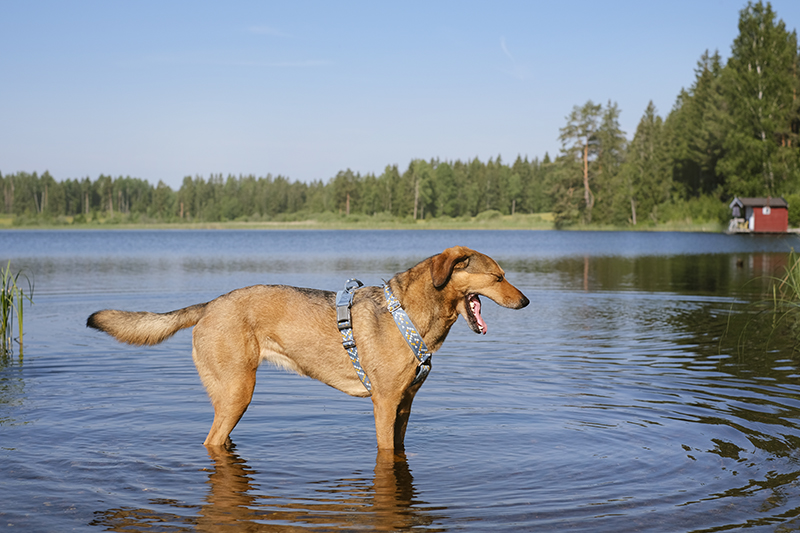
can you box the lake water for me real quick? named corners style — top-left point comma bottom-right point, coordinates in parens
top-left (2, 229), bottom-right (800, 532)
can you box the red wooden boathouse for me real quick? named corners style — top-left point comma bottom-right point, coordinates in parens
top-left (728, 197), bottom-right (789, 233)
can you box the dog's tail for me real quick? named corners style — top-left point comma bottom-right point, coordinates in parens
top-left (86, 303), bottom-right (209, 346)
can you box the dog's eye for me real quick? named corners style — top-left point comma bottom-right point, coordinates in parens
top-left (495, 274), bottom-right (504, 282)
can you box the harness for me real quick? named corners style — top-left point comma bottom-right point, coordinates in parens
top-left (336, 279), bottom-right (432, 395)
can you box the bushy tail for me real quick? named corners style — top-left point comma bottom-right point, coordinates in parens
top-left (86, 303), bottom-right (209, 346)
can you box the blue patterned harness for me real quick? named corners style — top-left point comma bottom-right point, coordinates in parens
top-left (336, 279), bottom-right (432, 395)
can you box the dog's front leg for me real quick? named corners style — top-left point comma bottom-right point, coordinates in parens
top-left (392, 384), bottom-right (421, 450)
top-left (372, 392), bottom-right (403, 450)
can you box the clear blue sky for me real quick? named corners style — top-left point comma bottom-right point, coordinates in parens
top-left (3, 1), bottom-right (800, 189)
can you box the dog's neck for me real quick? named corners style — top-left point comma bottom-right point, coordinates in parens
top-left (388, 259), bottom-right (460, 353)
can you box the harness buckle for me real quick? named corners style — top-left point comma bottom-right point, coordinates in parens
top-left (336, 278), bottom-right (363, 330)
top-left (337, 307), bottom-right (352, 330)
top-left (383, 283), bottom-right (402, 312)
top-left (342, 338), bottom-right (356, 350)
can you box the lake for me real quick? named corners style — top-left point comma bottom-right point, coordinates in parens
top-left (2, 229), bottom-right (800, 532)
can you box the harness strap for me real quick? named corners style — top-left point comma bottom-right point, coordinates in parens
top-left (336, 279), bottom-right (433, 394)
top-left (336, 279), bottom-right (372, 393)
top-left (383, 283), bottom-right (432, 387)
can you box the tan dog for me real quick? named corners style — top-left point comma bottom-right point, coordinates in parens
top-left (87, 246), bottom-right (529, 450)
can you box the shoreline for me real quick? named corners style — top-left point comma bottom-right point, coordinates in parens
top-left (0, 214), bottom-right (727, 233)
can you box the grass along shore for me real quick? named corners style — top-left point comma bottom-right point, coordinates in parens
top-left (0, 211), bottom-right (727, 232)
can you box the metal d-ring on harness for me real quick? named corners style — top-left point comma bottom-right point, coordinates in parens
top-left (336, 279), bottom-right (433, 395)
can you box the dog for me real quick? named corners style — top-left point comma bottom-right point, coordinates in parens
top-left (87, 246), bottom-right (529, 450)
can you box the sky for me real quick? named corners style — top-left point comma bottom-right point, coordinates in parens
top-left (3, 1), bottom-right (800, 190)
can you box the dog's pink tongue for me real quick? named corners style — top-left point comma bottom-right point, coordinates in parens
top-left (471, 295), bottom-right (487, 334)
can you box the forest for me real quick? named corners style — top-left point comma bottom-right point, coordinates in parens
top-left (3, 1), bottom-right (800, 228)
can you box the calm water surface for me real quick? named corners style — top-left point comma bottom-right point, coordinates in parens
top-left (2, 229), bottom-right (800, 532)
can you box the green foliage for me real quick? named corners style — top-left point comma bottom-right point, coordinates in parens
top-left (764, 249), bottom-right (800, 343)
top-left (550, 156), bottom-right (582, 228)
top-left (1, 262), bottom-right (34, 358)
top-left (785, 193), bottom-right (800, 227)
top-left (556, 100), bottom-right (603, 224)
top-left (554, 100), bottom-right (626, 226)
top-left (476, 209), bottom-right (502, 221)
top-left (777, 249), bottom-right (800, 302)
top-left (0, 156), bottom-right (554, 224)
top-left (618, 101), bottom-right (671, 225)
top-left (666, 50), bottom-right (727, 198)
top-left (719, 1), bottom-right (800, 197)
top-left (660, 195), bottom-right (730, 225)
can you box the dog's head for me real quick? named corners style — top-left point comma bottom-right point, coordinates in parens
top-left (430, 246), bottom-right (529, 335)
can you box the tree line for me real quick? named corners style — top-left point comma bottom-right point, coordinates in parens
top-left (0, 156), bottom-right (552, 224)
top-left (2, 1), bottom-right (799, 228)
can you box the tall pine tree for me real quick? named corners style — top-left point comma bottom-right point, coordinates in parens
top-left (718, 1), bottom-right (800, 197)
top-left (621, 101), bottom-right (670, 225)
top-left (556, 100), bottom-right (603, 224)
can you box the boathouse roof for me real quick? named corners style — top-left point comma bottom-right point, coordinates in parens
top-left (729, 197), bottom-right (788, 209)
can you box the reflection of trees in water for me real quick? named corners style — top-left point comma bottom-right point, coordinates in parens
top-left (90, 447), bottom-right (444, 532)
top-left (506, 253), bottom-right (789, 295)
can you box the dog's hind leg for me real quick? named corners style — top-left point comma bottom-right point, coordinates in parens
top-left (192, 332), bottom-right (259, 447)
top-left (202, 368), bottom-right (256, 447)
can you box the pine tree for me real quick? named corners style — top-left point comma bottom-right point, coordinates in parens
top-left (433, 161), bottom-right (458, 217)
top-left (664, 50), bottom-right (727, 198)
top-left (621, 101), bottom-right (670, 225)
top-left (592, 101), bottom-right (627, 224)
top-left (557, 100), bottom-right (603, 223)
top-left (718, 1), bottom-right (800, 196)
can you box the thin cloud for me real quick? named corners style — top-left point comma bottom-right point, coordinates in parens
top-left (500, 37), bottom-right (514, 60)
top-left (499, 36), bottom-right (530, 80)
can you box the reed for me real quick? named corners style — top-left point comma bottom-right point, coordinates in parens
top-left (1, 261), bottom-right (34, 358)
top-left (759, 248), bottom-right (800, 348)
top-left (723, 249), bottom-right (800, 355)
top-left (776, 249), bottom-right (800, 304)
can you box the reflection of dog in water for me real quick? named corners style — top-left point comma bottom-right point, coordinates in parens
top-left (87, 246), bottom-right (529, 449)
top-left (91, 448), bottom-right (440, 531)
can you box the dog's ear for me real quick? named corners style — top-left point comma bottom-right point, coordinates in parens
top-left (430, 246), bottom-right (471, 289)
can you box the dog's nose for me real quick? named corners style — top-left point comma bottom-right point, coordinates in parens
top-left (518, 294), bottom-right (529, 308)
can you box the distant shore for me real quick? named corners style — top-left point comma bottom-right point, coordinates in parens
top-left (0, 212), bottom-right (728, 232)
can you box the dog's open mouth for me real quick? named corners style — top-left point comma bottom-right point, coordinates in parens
top-left (465, 294), bottom-right (487, 335)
